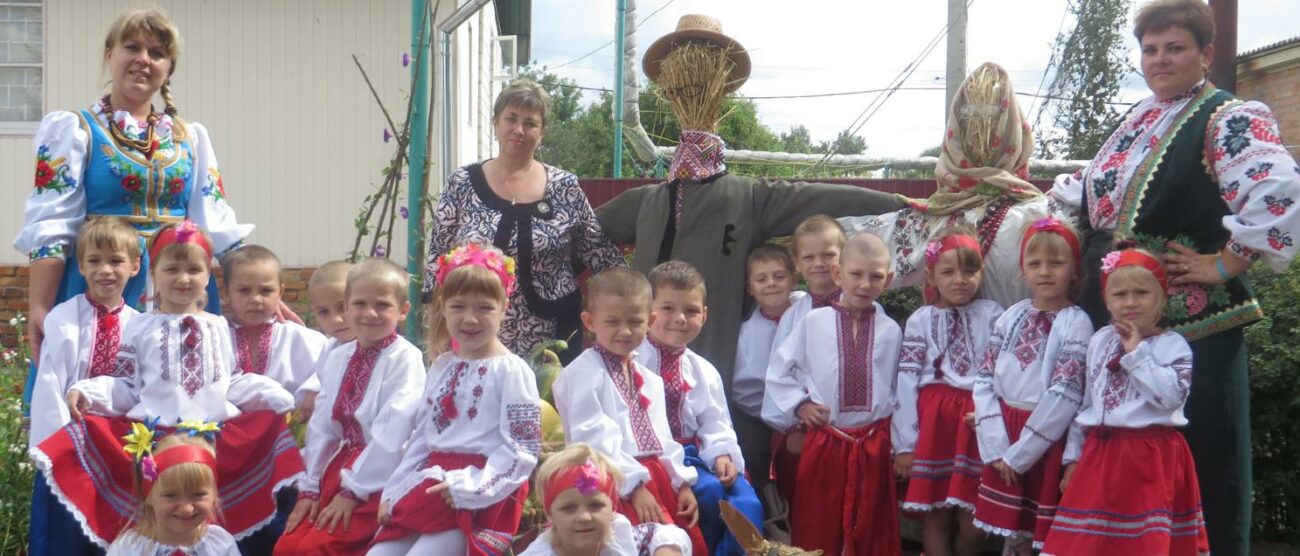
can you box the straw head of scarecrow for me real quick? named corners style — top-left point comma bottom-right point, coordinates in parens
top-left (643, 15), bottom-right (751, 133)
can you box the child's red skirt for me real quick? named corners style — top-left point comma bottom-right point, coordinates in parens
top-left (903, 383), bottom-right (982, 511)
top-left (370, 452), bottom-right (525, 556)
top-left (617, 455), bottom-right (707, 556)
top-left (972, 402), bottom-right (1065, 546)
top-left (791, 419), bottom-right (898, 556)
top-left (273, 443), bottom-right (376, 555)
top-left (32, 411), bottom-right (303, 546)
top-left (1040, 426), bottom-right (1209, 556)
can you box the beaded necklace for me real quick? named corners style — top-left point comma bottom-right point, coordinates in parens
top-left (100, 95), bottom-right (161, 160)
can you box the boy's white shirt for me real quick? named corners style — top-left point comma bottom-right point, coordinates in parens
top-left (635, 338), bottom-right (745, 472)
top-left (517, 513), bottom-right (692, 555)
top-left (554, 347), bottom-right (698, 498)
top-left (1063, 327), bottom-right (1194, 463)
top-left (294, 336), bottom-right (343, 398)
top-left (381, 351), bottom-right (542, 510)
top-left (29, 293), bottom-right (139, 448)
top-left (893, 299), bottom-right (1004, 453)
top-left (70, 312), bottom-right (294, 423)
top-left (763, 303), bottom-right (905, 450)
top-left (299, 336), bottom-right (426, 498)
top-left (733, 291), bottom-right (806, 419)
top-left (228, 319), bottom-right (328, 404)
top-left (971, 300), bottom-right (1093, 473)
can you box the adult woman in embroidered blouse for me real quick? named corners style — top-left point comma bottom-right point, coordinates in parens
top-left (1050, 1), bottom-right (1300, 553)
top-left (423, 80), bottom-right (625, 361)
top-left (15, 12), bottom-right (256, 553)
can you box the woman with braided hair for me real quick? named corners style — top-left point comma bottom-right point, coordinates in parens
top-left (14, 8), bottom-right (264, 555)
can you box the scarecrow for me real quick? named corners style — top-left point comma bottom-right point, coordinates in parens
top-left (595, 17), bottom-right (906, 506)
top-left (839, 62), bottom-right (1076, 306)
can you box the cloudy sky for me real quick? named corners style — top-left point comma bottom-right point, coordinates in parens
top-left (529, 0), bottom-right (1298, 158)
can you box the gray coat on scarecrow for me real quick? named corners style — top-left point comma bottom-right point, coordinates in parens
top-left (596, 15), bottom-right (906, 390)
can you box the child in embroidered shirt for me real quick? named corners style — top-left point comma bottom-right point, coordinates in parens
top-left (894, 227), bottom-right (1004, 556)
top-left (1041, 245), bottom-right (1208, 556)
top-left (554, 267), bottom-right (706, 554)
top-left (761, 215), bottom-right (846, 503)
top-left (219, 245), bottom-right (328, 554)
top-left (46, 221), bottom-right (300, 546)
top-left (520, 442), bottom-right (692, 556)
top-left (765, 232), bottom-right (903, 556)
top-left (635, 261), bottom-right (764, 556)
top-left (27, 217), bottom-right (141, 555)
top-left (108, 434), bottom-right (238, 555)
top-left (296, 259), bottom-right (357, 421)
top-left (970, 217), bottom-right (1093, 552)
top-left (731, 245), bottom-right (803, 490)
top-left (274, 258), bottom-right (425, 555)
top-left (369, 244), bottom-right (541, 556)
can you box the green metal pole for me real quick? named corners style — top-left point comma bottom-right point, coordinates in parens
top-left (406, 0), bottom-right (431, 340)
top-left (611, 0), bottom-right (626, 177)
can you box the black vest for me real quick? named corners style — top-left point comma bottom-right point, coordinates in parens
top-left (1080, 85), bottom-right (1263, 341)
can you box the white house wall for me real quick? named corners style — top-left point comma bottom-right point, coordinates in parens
top-left (2, 0), bottom-right (506, 268)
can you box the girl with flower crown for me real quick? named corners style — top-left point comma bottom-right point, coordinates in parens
top-left (109, 433), bottom-right (238, 555)
top-left (273, 258), bottom-right (426, 555)
top-left (33, 221), bottom-right (302, 550)
top-left (520, 443), bottom-right (691, 556)
top-left (968, 217), bottom-right (1094, 553)
top-left (1041, 244), bottom-right (1209, 555)
top-left (893, 227), bottom-right (1004, 556)
top-left (369, 243), bottom-right (542, 556)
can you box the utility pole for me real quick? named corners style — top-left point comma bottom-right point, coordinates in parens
top-left (612, 0), bottom-right (627, 177)
top-left (1209, 0), bottom-right (1237, 93)
top-left (946, 0), bottom-right (968, 121)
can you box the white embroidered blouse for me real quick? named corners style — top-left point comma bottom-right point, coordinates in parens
top-left (971, 300), bottom-right (1094, 473)
top-left (635, 339), bottom-right (745, 472)
top-left (554, 348), bottom-right (698, 498)
top-left (1064, 327), bottom-right (1194, 463)
top-left (106, 525), bottom-right (238, 556)
top-left (380, 351), bottom-right (541, 510)
top-left (71, 312), bottom-right (293, 423)
top-left (733, 291), bottom-right (806, 419)
top-left (518, 513), bottom-right (693, 556)
top-left (300, 334), bottom-right (425, 499)
top-left (29, 294), bottom-right (138, 448)
top-left (764, 303), bottom-right (903, 443)
top-left (228, 319), bottom-right (328, 403)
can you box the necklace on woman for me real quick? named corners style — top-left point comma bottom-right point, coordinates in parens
top-left (100, 95), bottom-right (161, 160)
top-left (497, 160), bottom-right (536, 205)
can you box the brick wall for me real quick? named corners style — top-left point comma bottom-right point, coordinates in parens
top-left (1237, 43), bottom-right (1300, 159)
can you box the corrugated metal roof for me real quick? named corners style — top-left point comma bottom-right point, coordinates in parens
top-left (1238, 36), bottom-right (1300, 61)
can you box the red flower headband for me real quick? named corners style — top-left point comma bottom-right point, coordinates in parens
top-left (1020, 217), bottom-right (1081, 269)
top-left (433, 243), bottom-right (517, 297)
top-left (924, 234), bottom-right (982, 269)
top-left (143, 445), bottom-right (217, 497)
top-left (149, 221), bottom-right (213, 262)
top-left (1100, 249), bottom-right (1168, 293)
top-left (542, 459), bottom-right (618, 511)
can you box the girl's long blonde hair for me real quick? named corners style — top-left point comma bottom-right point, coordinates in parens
top-left (131, 434), bottom-right (221, 541)
top-left (426, 263), bottom-right (508, 356)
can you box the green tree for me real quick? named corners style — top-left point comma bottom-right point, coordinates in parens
top-left (819, 129), bottom-right (868, 156)
top-left (779, 125), bottom-right (816, 154)
top-left (1035, 0), bottom-right (1133, 159)
top-left (519, 66), bottom-right (582, 124)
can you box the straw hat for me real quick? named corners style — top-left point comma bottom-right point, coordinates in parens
top-left (643, 14), bottom-right (751, 93)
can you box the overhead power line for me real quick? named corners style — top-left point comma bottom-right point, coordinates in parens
top-left (550, 0), bottom-right (677, 69)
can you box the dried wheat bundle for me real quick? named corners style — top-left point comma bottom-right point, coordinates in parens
top-left (957, 63), bottom-right (1007, 168)
top-left (657, 42), bottom-right (738, 132)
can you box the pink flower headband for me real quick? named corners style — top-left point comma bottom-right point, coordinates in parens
top-left (433, 243), bottom-right (517, 297)
top-left (542, 459), bottom-right (618, 511)
top-left (924, 234), bottom-right (982, 269)
top-left (1101, 248), bottom-right (1168, 293)
top-left (149, 221), bottom-right (213, 262)
top-left (1020, 217), bottom-right (1081, 269)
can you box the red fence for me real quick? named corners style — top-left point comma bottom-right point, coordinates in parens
top-left (577, 178), bottom-right (1054, 208)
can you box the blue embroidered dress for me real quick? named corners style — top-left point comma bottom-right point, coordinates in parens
top-left (14, 101), bottom-right (251, 312)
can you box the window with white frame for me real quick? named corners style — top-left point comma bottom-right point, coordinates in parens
top-left (0, 1), bottom-right (42, 124)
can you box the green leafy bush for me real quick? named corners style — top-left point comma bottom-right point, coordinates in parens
top-left (0, 367), bottom-right (34, 553)
top-left (1244, 264), bottom-right (1300, 541)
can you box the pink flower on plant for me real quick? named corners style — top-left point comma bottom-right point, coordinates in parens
top-left (402, 52), bottom-right (411, 67)
top-left (383, 128), bottom-right (392, 143)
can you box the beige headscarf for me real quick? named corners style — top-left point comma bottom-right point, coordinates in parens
top-left (922, 62), bottom-right (1041, 216)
